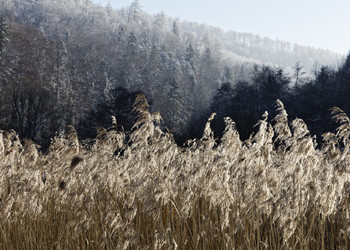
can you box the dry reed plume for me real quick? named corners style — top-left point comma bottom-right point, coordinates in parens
top-left (1, 94), bottom-right (350, 249)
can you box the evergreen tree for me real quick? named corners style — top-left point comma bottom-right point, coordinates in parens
top-left (81, 86), bottom-right (137, 139)
top-left (211, 82), bottom-right (235, 136)
top-left (172, 20), bottom-right (179, 36)
top-left (163, 53), bottom-right (189, 139)
top-left (289, 62), bottom-right (307, 118)
top-left (0, 16), bottom-right (9, 57)
top-left (252, 65), bottom-right (290, 115)
top-left (231, 80), bottom-right (259, 139)
top-left (337, 52), bottom-right (350, 113)
top-left (314, 66), bottom-right (336, 133)
top-left (221, 65), bottom-right (233, 85)
top-left (144, 45), bottom-right (163, 100)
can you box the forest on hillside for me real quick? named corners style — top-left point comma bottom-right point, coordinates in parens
top-left (3, 1), bottom-right (350, 248)
top-left (0, 0), bottom-right (348, 149)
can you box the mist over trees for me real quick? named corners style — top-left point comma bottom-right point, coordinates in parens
top-left (0, 0), bottom-right (348, 148)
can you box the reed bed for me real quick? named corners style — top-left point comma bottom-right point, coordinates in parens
top-left (1, 95), bottom-right (350, 249)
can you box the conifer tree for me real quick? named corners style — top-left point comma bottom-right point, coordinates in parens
top-left (0, 16), bottom-right (9, 60)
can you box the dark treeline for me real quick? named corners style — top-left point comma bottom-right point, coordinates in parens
top-left (0, 0), bottom-right (348, 149)
top-left (211, 62), bottom-right (348, 143)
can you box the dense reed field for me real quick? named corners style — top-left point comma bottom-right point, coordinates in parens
top-left (1, 94), bottom-right (350, 249)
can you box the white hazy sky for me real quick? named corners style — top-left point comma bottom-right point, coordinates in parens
top-left (92, 0), bottom-right (350, 55)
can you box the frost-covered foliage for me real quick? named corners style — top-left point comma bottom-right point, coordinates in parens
top-left (0, 0), bottom-right (346, 148)
top-left (1, 96), bottom-right (350, 248)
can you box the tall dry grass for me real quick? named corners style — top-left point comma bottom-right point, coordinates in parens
top-left (1, 94), bottom-right (350, 249)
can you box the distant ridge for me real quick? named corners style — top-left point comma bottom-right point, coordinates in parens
top-left (179, 21), bottom-right (343, 72)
